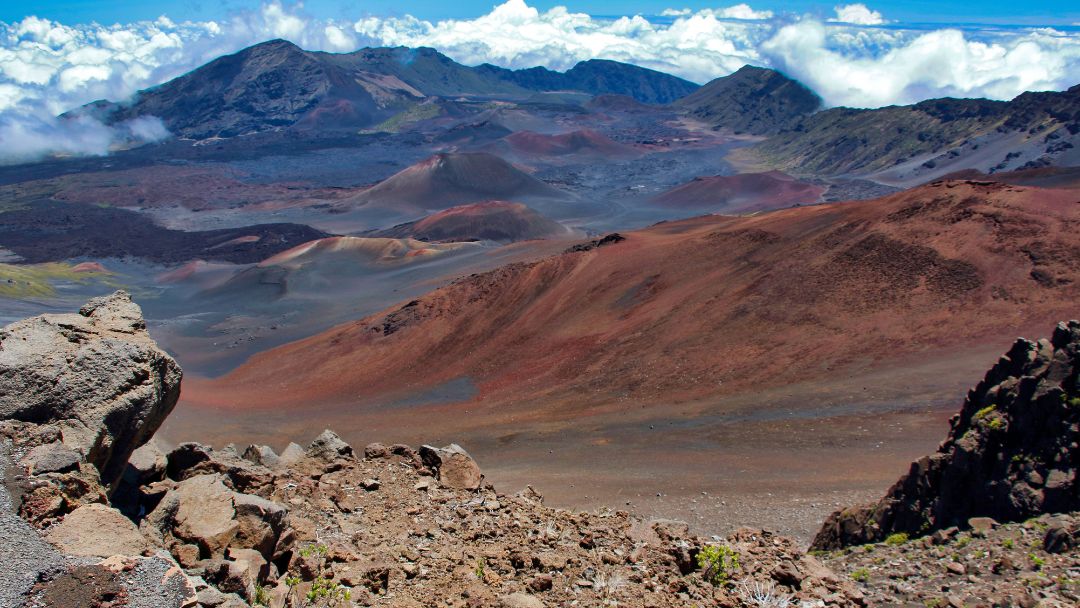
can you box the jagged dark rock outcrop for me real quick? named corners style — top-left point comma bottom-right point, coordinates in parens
top-left (813, 321), bottom-right (1080, 550)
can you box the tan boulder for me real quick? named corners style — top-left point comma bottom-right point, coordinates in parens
top-left (167, 475), bottom-right (239, 556)
top-left (419, 444), bottom-right (482, 490)
top-left (45, 503), bottom-right (148, 557)
top-left (500, 592), bottom-right (546, 608)
top-left (144, 473), bottom-right (287, 563)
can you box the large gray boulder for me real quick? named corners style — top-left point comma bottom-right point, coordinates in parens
top-left (0, 291), bottom-right (182, 487)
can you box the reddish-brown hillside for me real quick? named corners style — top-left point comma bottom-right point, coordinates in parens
top-left (343, 152), bottom-right (569, 213)
top-left (651, 171), bottom-right (825, 213)
top-left (372, 201), bottom-right (570, 242)
top-left (188, 180), bottom-right (1080, 420)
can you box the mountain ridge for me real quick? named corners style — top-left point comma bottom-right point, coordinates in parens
top-left (81, 39), bottom-right (701, 138)
top-left (753, 83), bottom-right (1080, 178)
top-left (674, 65), bottom-right (823, 135)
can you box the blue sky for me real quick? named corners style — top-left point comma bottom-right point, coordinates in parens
top-left (6, 1), bottom-right (1080, 26)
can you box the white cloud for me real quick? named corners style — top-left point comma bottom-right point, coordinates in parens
top-left (0, 113), bottom-right (169, 164)
top-left (829, 4), bottom-right (887, 26)
top-left (711, 5), bottom-right (775, 20)
top-left (763, 21), bottom-right (1080, 107)
top-left (663, 5), bottom-right (773, 20)
top-left (0, 0), bottom-right (1078, 161)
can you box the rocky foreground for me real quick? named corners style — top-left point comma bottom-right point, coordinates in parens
top-left (0, 292), bottom-right (1077, 608)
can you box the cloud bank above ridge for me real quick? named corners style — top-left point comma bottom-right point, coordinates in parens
top-left (1, 0), bottom-right (1079, 162)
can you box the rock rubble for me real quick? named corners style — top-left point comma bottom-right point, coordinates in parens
top-left (1, 294), bottom-right (1077, 608)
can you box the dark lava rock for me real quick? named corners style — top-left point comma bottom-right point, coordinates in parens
top-left (564, 233), bottom-right (626, 253)
top-left (813, 320), bottom-right (1080, 550)
top-left (0, 199), bottom-right (329, 265)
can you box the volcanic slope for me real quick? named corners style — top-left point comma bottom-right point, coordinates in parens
top-left (343, 152), bottom-right (570, 214)
top-left (674, 65), bottom-right (823, 135)
top-left (85, 40), bottom-right (408, 138)
top-left (193, 180), bottom-right (1080, 417)
top-left (371, 201), bottom-right (570, 243)
top-left (752, 84), bottom-right (1080, 180)
top-left (476, 58), bottom-right (699, 104)
top-left (651, 171), bottom-right (825, 213)
top-left (202, 236), bottom-right (477, 300)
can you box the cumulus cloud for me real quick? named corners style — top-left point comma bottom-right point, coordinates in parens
top-left (1, 0), bottom-right (1079, 161)
top-left (0, 113), bottom-right (169, 164)
top-left (829, 4), bottom-right (887, 26)
top-left (348, 0), bottom-right (1079, 107)
top-left (663, 5), bottom-right (773, 20)
top-left (710, 5), bottom-right (775, 20)
top-left (763, 22), bottom-right (1080, 107)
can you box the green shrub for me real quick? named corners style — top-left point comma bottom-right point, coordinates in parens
top-left (299, 543), bottom-right (328, 558)
top-left (850, 568), bottom-right (870, 583)
top-left (884, 532), bottom-right (909, 546)
top-left (306, 576), bottom-right (351, 605)
top-left (974, 404), bottom-right (996, 420)
top-left (252, 585), bottom-right (270, 606)
top-left (697, 544), bottom-right (740, 585)
top-left (1029, 553), bottom-right (1045, 570)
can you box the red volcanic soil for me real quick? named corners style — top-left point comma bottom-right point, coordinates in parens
top-left (651, 171), bottom-right (825, 213)
top-left (186, 179), bottom-right (1080, 419)
top-left (343, 152), bottom-right (569, 213)
top-left (70, 261), bottom-right (109, 273)
top-left (493, 129), bottom-right (640, 159)
top-left (157, 260), bottom-right (208, 284)
top-left (372, 201), bottom-right (570, 243)
top-left (257, 236), bottom-right (471, 267)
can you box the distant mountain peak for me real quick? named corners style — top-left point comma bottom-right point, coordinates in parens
top-left (674, 64), bottom-right (823, 135)
top-left (476, 58), bottom-right (698, 104)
